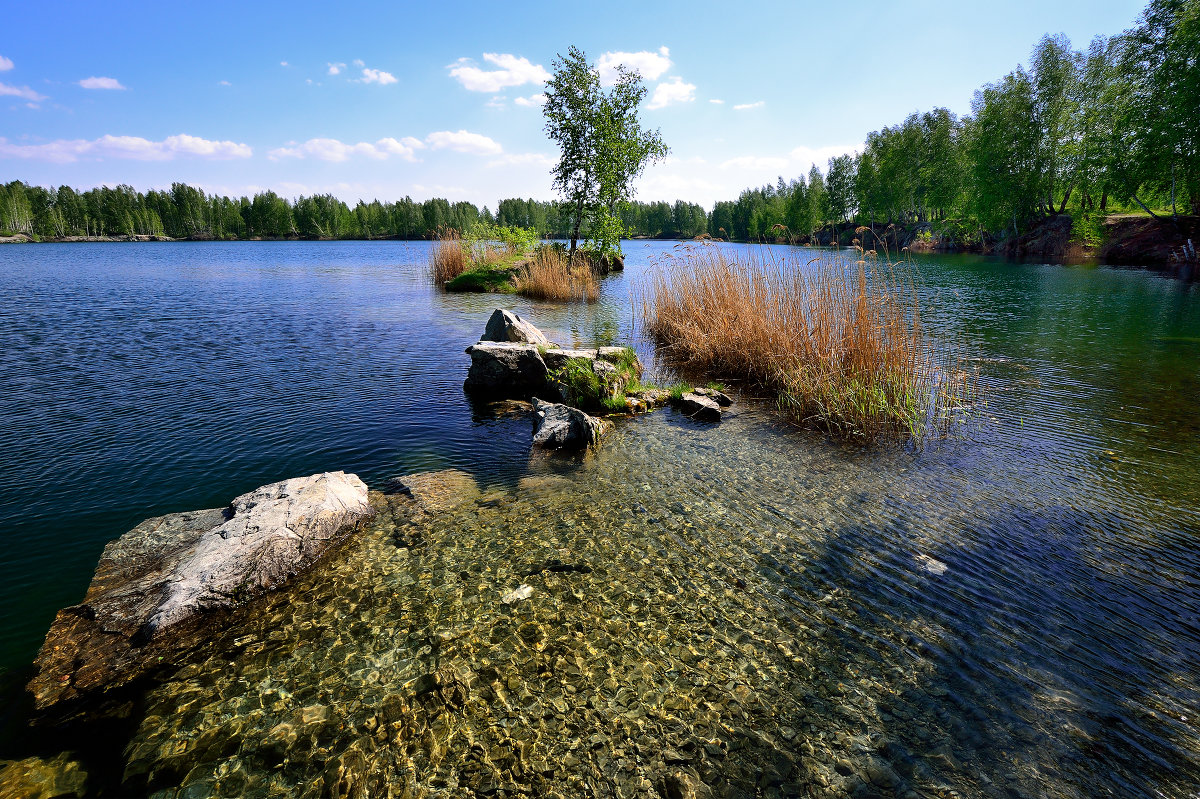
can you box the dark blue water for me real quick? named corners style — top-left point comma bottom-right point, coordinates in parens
top-left (1, 240), bottom-right (1199, 797)
top-left (0, 241), bottom-right (632, 672)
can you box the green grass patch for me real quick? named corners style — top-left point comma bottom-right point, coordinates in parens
top-left (547, 347), bottom-right (648, 413)
top-left (444, 264), bottom-right (521, 293)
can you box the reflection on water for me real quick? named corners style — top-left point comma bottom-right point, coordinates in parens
top-left (0, 241), bottom-right (1198, 797)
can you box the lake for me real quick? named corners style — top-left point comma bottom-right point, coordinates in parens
top-left (0, 240), bottom-right (1197, 797)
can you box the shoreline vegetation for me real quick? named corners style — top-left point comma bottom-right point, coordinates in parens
top-left (430, 225), bottom-right (607, 300)
top-left (2, 214), bottom-right (1195, 270)
top-left (642, 249), bottom-right (975, 442)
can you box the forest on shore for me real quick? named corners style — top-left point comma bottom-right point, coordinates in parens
top-left (1, 0), bottom-right (1194, 257)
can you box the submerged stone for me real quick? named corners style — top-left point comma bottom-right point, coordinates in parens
top-left (382, 469), bottom-right (481, 513)
top-left (28, 471), bottom-right (372, 712)
top-left (501, 584), bottom-right (534, 604)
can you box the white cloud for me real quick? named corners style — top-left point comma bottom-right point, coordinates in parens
top-left (0, 56), bottom-right (13, 71)
top-left (357, 68), bottom-right (397, 85)
top-left (219, 80), bottom-right (232, 86)
top-left (280, 61), bottom-right (289, 67)
top-left (596, 46), bottom-right (671, 85)
top-left (327, 62), bottom-right (346, 75)
top-left (646, 76), bottom-right (695, 110)
top-left (353, 59), bottom-right (365, 67)
top-left (0, 82), bottom-right (46, 102)
top-left (709, 99), bottom-right (724, 105)
top-left (713, 143), bottom-right (857, 181)
top-left (634, 147), bottom-right (862, 209)
top-left (78, 76), bottom-right (126, 90)
top-left (267, 136), bottom-right (424, 162)
top-left (0, 134), bottom-right (252, 163)
top-left (486, 95), bottom-right (506, 109)
top-left (720, 155), bottom-right (789, 171)
top-left (448, 53), bottom-right (550, 92)
top-left (513, 93), bottom-right (546, 107)
top-left (488, 152), bottom-right (555, 168)
top-left (426, 129), bottom-right (503, 155)
top-left (733, 101), bottom-right (765, 111)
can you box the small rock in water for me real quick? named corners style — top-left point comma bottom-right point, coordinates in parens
top-left (532, 398), bottom-right (610, 450)
top-left (481, 308), bottom-right (553, 347)
top-left (915, 553), bottom-right (948, 576)
top-left (501, 584), bottom-right (534, 605)
top-left (692, 387), bottom-right (733, 407)
top-left (678, 392), bottom-right (722, 422)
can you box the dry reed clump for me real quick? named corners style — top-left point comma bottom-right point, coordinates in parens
top-left (429, 227), bottom-right (468, 283)
top-left (640, 250), bottom-right (973, 441)
top-left (514, 248), bottom-right (599, 302)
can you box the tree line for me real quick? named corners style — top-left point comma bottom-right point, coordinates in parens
top-left (714, 0), bottom-right (1197, 245)
top-left (0, 180), bottom-right (712, 243)
top-left (0, 181), bottom-right (490, 241)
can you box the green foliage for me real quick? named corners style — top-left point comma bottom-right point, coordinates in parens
top-left (599, 395), bottom-right (631, 413)
top-left (467, 222), bottom-right (539, 253)
top-left (668, 383), bottom-right (690, 401)
top-left (549, 348), bottom-right (643, 411)
top-left (1071, 211), bottom-right (1107, 246)
top-left (553, 359), bottom-right (605, 407)
top-left (584, 207), bottom-right (627, 259)
top-left (543, 45), bottom-right (668, 261)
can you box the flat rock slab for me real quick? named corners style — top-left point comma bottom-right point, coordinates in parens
top-left (29, 471), bottom-right (371, 711)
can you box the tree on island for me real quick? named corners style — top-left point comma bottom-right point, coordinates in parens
top-left (542, 46), bottom-right (668, 266)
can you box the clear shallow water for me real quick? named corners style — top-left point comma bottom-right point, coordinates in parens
top-left (0, 241), bottom-right (1198, 798)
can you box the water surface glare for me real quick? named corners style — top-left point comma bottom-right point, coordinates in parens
top-left (0, 240), bottom-right (1198, 798)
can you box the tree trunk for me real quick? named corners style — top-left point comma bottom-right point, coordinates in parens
top-left (568, 196), bottom-right (584, 267)
top-left (1131, 194), bottom-right (1160, 219)
top-left (1057, 184), bottom-right (1074, 215)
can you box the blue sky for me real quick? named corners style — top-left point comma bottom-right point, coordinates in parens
top-left (1, 0), bottom-right (1148, 210)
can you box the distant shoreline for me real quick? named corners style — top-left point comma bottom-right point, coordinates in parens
top-left (2, 221), bottom-right (1194, 272)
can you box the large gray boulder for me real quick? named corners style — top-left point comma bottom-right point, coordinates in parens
top-left (532, 398), bottom-right (611, 450)
top-left (463, 341), bottom-right (549, 398)
top-left (28, 471), bottom-right (372, 711)
top-left (481, 309), bottom-right (552, 347)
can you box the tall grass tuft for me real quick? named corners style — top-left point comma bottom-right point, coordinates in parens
top-left (514, 247), bottom-right (599, 302)
top-left (640, 250), bottom-right (974, 442)
top-left (429, 227), bottom-right (468, 283)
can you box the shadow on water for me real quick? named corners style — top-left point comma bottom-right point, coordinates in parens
top-left (749, 500), bottom-right (1200, 798)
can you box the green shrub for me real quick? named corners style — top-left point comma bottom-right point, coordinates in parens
top-left (1071, 212), bottom-right (1106, 246)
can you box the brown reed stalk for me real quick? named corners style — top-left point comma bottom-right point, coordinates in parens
top-left (429, 227), bottom-right (468, 283)
top-left (514, 247), bottom-right (599, 302)
top-left (640, 249), bottom-right (973, 441)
